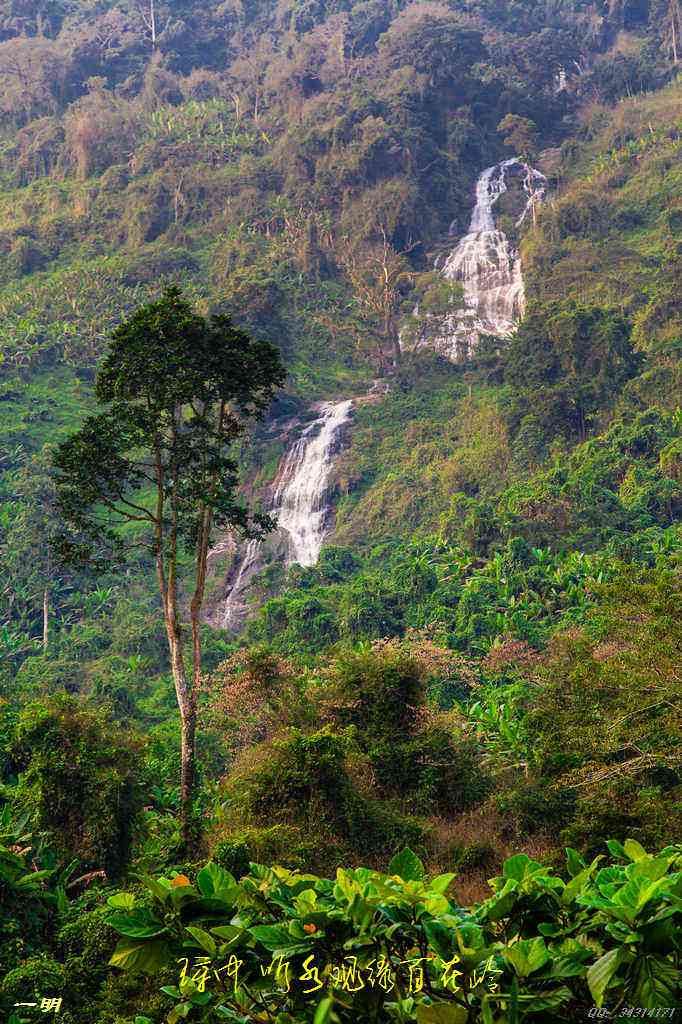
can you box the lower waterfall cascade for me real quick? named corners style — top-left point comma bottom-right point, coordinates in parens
top-left (211, 398), bottom-right (353, 630)
top-left (271, 398), bottom-right (354, 568)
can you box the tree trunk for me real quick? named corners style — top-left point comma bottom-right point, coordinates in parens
top-left (386, 311), bottom-right (401, 369)
top-left (42, 586), bottom-right (49, 653)
top-left (154, 434), bottom-right (197, 849)
top-left (164, 599), bottom-right (196, 847)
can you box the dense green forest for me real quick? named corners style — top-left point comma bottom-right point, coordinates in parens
top-left (1, 0), bottom-right (682, 1021)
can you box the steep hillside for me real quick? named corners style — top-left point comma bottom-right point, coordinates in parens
top-left (2, 5), bottom-right (682, 1022)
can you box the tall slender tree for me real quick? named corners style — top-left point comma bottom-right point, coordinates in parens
top-left (53, 287), bottom-right (285, 843)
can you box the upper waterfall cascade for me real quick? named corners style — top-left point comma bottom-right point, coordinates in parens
top-left (429, 158), bottom-right (546, 360)
top-left (211, 398), bottom-right (353, 630)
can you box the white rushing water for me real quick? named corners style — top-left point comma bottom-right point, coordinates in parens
top-left (271, 398), bottom-right (353, 567)
top-left (214, 398), bottom-right (353, 630)
top-left (428, 158), bottom-right (546, 360)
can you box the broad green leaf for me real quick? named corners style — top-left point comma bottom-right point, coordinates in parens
top-left (640, 914), bottom-right (678, 954)
top-left (624, 839), bottom-right (649, 862)
top-left (16, 869), bottom-right (53, 887)
top-left (211, 925), bottom-right (242, 941)
top-left (627, 856), bottom-right (671, 882)
top-left (501, 854), bottom-right (546, 883)
top-left (107, 892), bottom-right (136, 910)
top-left (562, 856), bottom-right (602, 905)
top-left (106, 909), bottom-right (167, 939)
top-left (423, 920), bottom-right (456, 960)
top-left (196, 862), bottom-right (236, 899)
top-left (108, 938), bottom-right (170, 973)
top-left (425, 894), bottom-right (449, 915)
top-left (481, 881), bottom-right (519, 922)
top-left (134, 872), bottom-right (173, 902)
top-left (429, 873), bottom-right (456, 895)
top-left (248, 923), bottom-right (306, 952)
top-left (186, 926), bottom-right (217, 956)
top-left (631, 954), bottom-right (679, 1006)
top-left (389, 848), bottom-right (425, 882)
top-left (565, 848), bottom-right (585, 878)
top-left (587, 948), bottom-right (622, 1006)
top-left (503, 938), bottom-right (549, 977)
top-left (521, 986), bottom-right (573, 1011)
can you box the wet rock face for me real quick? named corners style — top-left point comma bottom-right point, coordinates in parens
top-left (423, 159), bottom-right (546, 361)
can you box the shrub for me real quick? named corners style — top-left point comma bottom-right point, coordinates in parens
top-left (8, 695), bottom-right (143, 877)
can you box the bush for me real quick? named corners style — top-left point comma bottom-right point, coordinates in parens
top-left (8, 695), bottom-right (143, 877)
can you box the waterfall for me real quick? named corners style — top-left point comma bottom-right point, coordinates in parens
top-left (272, 399), bottom-right (353, 568)
top-left (211, 398), bottom-right (353, 630)
top-left (425, 158), bottom-right (546, 360)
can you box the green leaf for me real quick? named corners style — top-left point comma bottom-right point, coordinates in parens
top-left (425, 894), bottom-right (450, 915)
top-left (107, 892), bottom-right (136, 910)
top-left (108, 938), bottom-right (170, 973)
top-left (562, 856), bottom-right (602, 905)
top-left (168, 1002), bottom-right (192, 1023)
top-left (631, 955), bottom-right (679, 1006)
top-left (16, 869), bottom-right (53, 887)
top-left (313, 997), bottom-right (333, 1024)
top-left (196, 862), bottom-right (236, 900)
top-left (134, 1018), bottom-right (153, 1024)
top-left (107, 909), bottom-right (167, 939)
top-left (389, 848), bottom-right (425, 882)
top-left (131, 872), bottom-right (173, 903)
top-left (624, 839), bottom-right (649, 862)
top-left (416, 1005), bottom-right (468, 1023)
top-left (587, 948), bottom-right (622, 1007)
top-left (429, 873), bottom-right (457, 895)
top-left (249, 924), bottom-right (296, 951)
top-left (522, 986), bottom-right (573, 1011)
top-left (186, 926), bottom-right (217, 956)
top-left (423, 920), bottom-right (456, 960)
top-left (503, 938), bottom-right (550, 977)
top-left (565, 848), bottom-right (585, 878)
top-left (211, 924), bottom-right (242, 942)
top-left (502, 854), bottom-right (541, 882)
top-left (606, 840), bottom-right (626, 859)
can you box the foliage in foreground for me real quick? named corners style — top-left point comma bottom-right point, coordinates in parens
top-left (103, 841), bottom-right (682, 1023)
